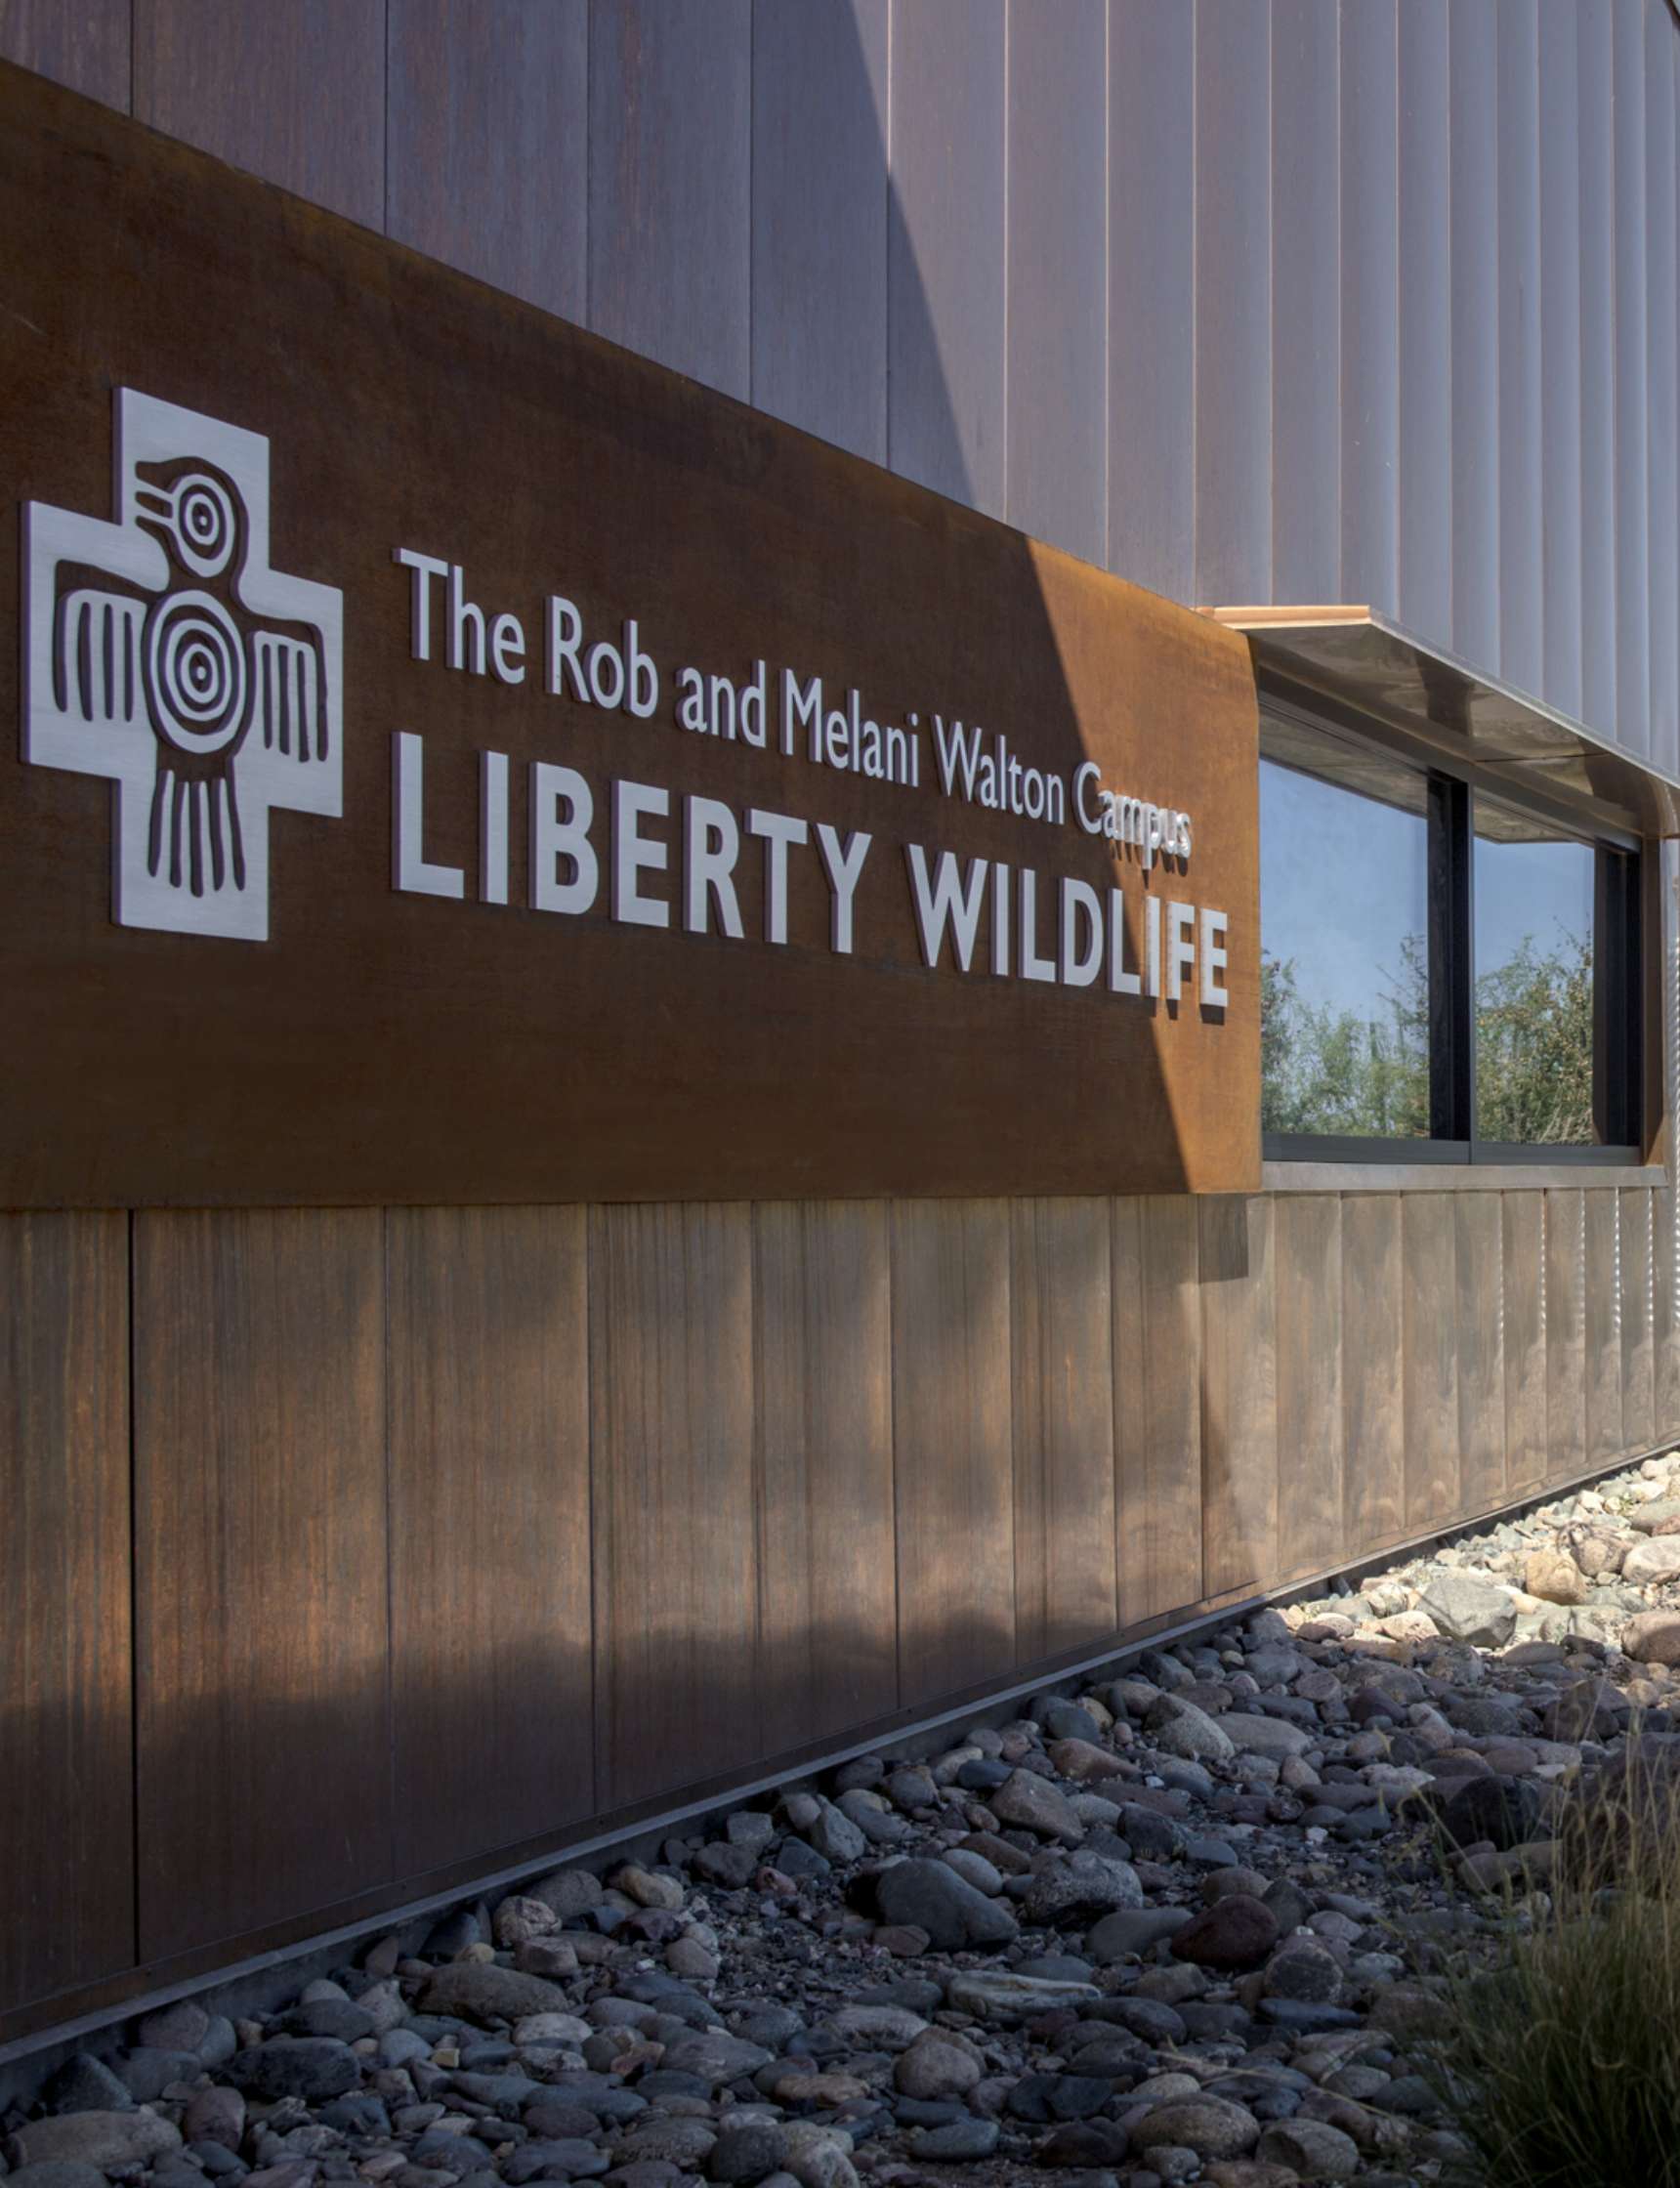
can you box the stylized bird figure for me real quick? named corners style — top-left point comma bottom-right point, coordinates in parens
top-left (52, 454), bottom-right (331, 901)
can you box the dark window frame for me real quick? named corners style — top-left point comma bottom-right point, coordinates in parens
top-left (1260, 694), bottom-right (1645, 1169)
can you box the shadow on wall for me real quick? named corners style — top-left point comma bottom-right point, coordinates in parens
top-left (0, 1), bottom-right (1282, 2046)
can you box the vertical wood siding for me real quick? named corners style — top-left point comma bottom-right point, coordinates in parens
top-left (5, 1178), bottom-right (1678, 2036)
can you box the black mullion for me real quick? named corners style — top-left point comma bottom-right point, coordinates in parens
top-left (1594, 847), bottom-right (1642, 1151)
top-left (1428, 774), bottom-right (1475, 1143)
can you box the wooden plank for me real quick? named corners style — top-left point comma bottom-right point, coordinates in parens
top-left (1537, 0), bottom-right (1584, 720)
top-left (1010, 1197), bottom-right (1116, 1664)
top-left (1340, 0), bottom-right (1399, 609)
top-left (1449, 0), bottom-right (1500, 670)
top-left (1621, 1186), bottom-right (1657, 1453)
top-left (1342, 1194), bottom-right (1406, 1554)
top-left (387, 0), bottom-right (587, 323)
top-left (1397, 0), bottom-right (1453, 651)
top-left (1403, 1194), bottom-right (1459, 1528)
top-left (588, 0), bottom-right (751, 400)
top-left (1577, 3), bottom-right (1617, 736)
top-left (750, 0), bottom-right (889, 463)
top-left (1198, 1195), bottom-right (1277, 1596)
top-left (892, 1199), bottom-right (1014, 1706)
top-left (0, 0), bottom-right (130, 106)
top-left (887, 0), bottom-right (1006, 516)
top-left (1115, 1197), bottom-right (1202, 1622)
top-left (1502, 1191), bottom-right (1548, 1495)
top-left (1270, 0), bottom-right (1341, 604)
top-left (1274, 1196), bottom-right (1343, 1578)
top-left (755, 1199), bottom-right (897, 1752)
top-left (1546, 1187), bottom-right (1588, 1481)
top-left (0, 1212), bottom-right (132, 2018)
top-left (1612, 0), bottom-right (1652, 758)
top-left (1193, 0), bottom-right (1271, 607)
top-left (1657, 1182), bottom-right (1680, 1441)
top-left (1584, 1188), bottom-right (1625, 1464)
top-left (1646, 0), bottom-right (1680, 777)
top-left (1455, 1191), bottom-right (1506, 1519)
top-left (387, 1206), bottom-right (593, 1880)
top-left (1006, 0), bottom-right (1107, 565)
top-left (133, 1209), bottom-right (390, 1961)
top-left (1109, 0), bottom-right (1195, 601)
top-left (1496, 0), bottom-right (1543, 697)
top-left (589, 1202), bottom-right (756, 1808)
top-left (133, 0), bottom-right (385, 229)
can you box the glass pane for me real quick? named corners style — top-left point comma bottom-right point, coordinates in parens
top-left (1474, 795), bottom-right (1596, 1144)
top-left (1260, 725), bottom-right (1430, 1138)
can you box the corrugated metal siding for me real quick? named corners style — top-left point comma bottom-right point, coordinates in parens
top-left (7, 0), bottom-right (1680, 759)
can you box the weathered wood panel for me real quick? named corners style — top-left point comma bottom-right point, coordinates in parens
top-left (133, 0), bottom-right (385, 228)
top-left (1194, 0), bottom-right (1271, 607)
top-left (1456, 1192), bottom-right (1506, 1516)
top-left (1006, 0), bottom-right (1107, 565)
top-left (1011, 1197), bottom-right (1117, 1662)
top-left (750, 0), bottom-right (889, 464)
top-left (1657, 1183), bottom-right (1680, 1437)
top-left (1115, 1198), bottom-right (1203, 1621)
top-left (387, 0), bottom-right (587, 323)
top-left (1621, 1187), bottom-right (1657, 1453)
top-left (387, 1206), bottom-right (593, 1879)
top-left (1403, 1195), bottom-right (1459, 1527)
top-left (1502, 1192), bottom-right (1549, 1495)
top-left (756, 1199), bottom-right (898, 1752)
top-left (1275, 1196), bottom-right (1343, 1578)
top-left (588, 0), bottom-right (751, 400)
top-left (0, 0), bottom-right (130, 105)
top-left (1342, 1194), bottom-right (1406, 1553)
top-left (133, 1209), bottom-right (389, 1960)
top-left (589, 1202), bottom-right (756, 1807)
top-left (1546, 1188), bottom-right (1589, 1482)
top-left (892, 1200), bottom-right (1015, 1705)
top-left (1270, 0), bottom-right (1341, 604)
top-left (1199, 1195), bottom-right (1278, 1597)
top-left (1584, 1189), bottom-right (1625, 1465)
top-left (0, 1213), bottom-right (132, 2014)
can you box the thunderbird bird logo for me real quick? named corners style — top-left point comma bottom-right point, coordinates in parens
top-left (22, 389), bottom-right (343, 940)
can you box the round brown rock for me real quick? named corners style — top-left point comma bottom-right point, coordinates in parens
top-left (1129, 2098), bottom-right (1260, 2161)
top-left (1170, 1893), bottom-right (1281, 1971)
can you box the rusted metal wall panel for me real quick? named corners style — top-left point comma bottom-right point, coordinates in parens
top-left (0, 1213), bottom-right (132, 2013)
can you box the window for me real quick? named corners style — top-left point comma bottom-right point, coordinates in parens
top-left (1260, 707), bottom-right (1643, 1162)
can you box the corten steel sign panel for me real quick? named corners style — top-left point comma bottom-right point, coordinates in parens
top-left (0, 65), bottom-right (1259, 1208)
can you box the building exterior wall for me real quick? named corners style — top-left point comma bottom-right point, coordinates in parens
top-left (6, 1182), bottom-right (1678, 2039)
top-left (5, 0), bottom-right (1678, 765)
top-left (4, 1), bottom-right (1680, 2044)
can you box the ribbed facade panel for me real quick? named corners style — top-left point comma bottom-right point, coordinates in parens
top-left (7, 0), bottom-right (1680, 758)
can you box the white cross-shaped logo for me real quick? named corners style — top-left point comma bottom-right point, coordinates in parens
top-left (21, 388), bottom-right (344, 942)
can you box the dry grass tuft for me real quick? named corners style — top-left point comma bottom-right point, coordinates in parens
top-left (1424, 1744), bottom-right (1680, 2188)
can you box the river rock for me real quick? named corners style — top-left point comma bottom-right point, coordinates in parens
top-left (874, 1858), bottom-right (1019, 1951)
top-left (1418, 1572), bottom-right (1518, 1647)
top-left (7, 2113), bottom-right (184, 2171)
top-left (987, 1769), bottom-right (1085, 1843)
top-left (1129, 2098), bottom-right (1261, 2160)
top-left (1171, 1893), bottom-right (1281, 1971)
top-left (418, 1961), bottom-right (570, 2023)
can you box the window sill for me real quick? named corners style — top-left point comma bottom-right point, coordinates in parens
top-left (1262, 1157), bottom-right (1665, 1195)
